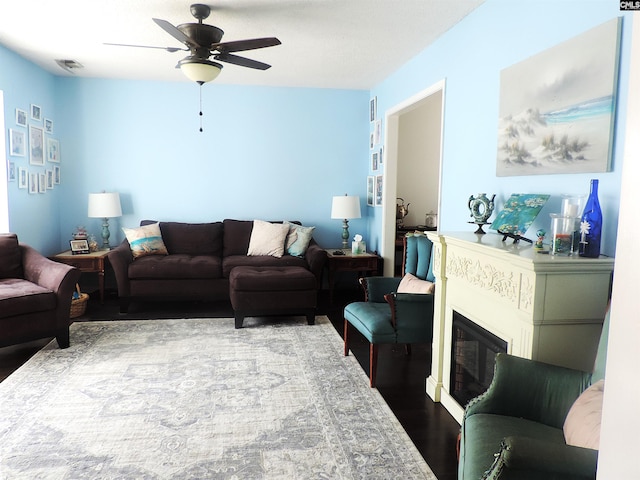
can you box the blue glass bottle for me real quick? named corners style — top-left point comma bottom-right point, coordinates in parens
top-left (579, 179), bottom-right (602, 258)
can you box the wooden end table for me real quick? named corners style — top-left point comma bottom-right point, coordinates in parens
top-left (325, 249), bottom-right (382, 303)
top-left (50, 249), bottom-right (110, 304)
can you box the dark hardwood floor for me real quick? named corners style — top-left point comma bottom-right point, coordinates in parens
top-left (0, 287), bottom-right (460, 480)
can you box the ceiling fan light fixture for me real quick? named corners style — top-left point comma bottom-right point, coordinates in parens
top-left (179, 57), bottom-right (222, 84)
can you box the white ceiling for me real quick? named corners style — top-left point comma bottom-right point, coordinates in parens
top-left (0, 1), bottom-right (484, 90)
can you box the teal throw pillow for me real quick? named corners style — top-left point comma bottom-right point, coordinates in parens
top-left (285, 222), bottom-right (315, 257)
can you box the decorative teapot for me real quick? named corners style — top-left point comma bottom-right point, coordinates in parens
top-left (468, 193), bottom-right (496, 224)
top-left (396, 198), bottom-right (410, 221)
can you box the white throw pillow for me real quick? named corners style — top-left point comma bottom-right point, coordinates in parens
top-left (122, 223), bottom-right (168, 259)
top-left (563, 379), bottom-right (604, 450)
top-left (247, 220), bottom-right (290, 258)
top-left (397, 273), bottom-right (435, 294)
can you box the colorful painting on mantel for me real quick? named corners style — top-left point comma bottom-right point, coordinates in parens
top-left (490, 194), bottom-right (550, 237)
top-left (496, 18), bottom-right (621, 177)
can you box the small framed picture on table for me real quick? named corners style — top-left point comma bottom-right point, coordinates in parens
top-left (70, 239), bottom-right (90, 255)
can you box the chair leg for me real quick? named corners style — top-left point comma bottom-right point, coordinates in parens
top-left (369, 343), bottom-right (378, 388)
top-left (405, 344), bottom-right (412, 355)
top-left (343, 320), bottom-right (349, 356)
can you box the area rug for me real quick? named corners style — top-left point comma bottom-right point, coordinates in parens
top-left (0, 316), bottom-right (437, 479)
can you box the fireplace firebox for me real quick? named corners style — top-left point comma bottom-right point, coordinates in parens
top-left (450, 311), bottom-right (508, 407)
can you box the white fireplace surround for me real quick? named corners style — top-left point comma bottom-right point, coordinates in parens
top-left (425, 232), bottom-right (614, 424)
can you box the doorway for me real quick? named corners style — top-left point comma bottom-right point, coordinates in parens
top-left (381, 80), bottom-right (445, 276)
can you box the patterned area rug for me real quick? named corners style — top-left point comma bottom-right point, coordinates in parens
top-left (0, 317), bottom-right (437, 479)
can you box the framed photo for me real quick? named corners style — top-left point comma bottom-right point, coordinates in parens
top-left (38, 173), bottom-right (46, 193)
top-left (46, 169), bottom-right (54, 189)
top-left (30, 104), bottom-right (42, 121)
top-left (29, 125), bottom-right (45, 166)
top-left (367, 176), bottom-right (375, 206)
top-left (375, 175), bottom-right (383, 207)
top-left (53, 165), bottom-right (61, 184)
top-left (373, 119), bottom-right (382, 145)
top-left (18, 167), bottom-right (28, 189)
top-left (70, 239), bottom-right (90, 255)
top-left (9, 129), bottom-right (25, 156)
top-left (370, 96), bottom-right (377, 122)
top-left (47, 138), bottom-right (60, 163)
top-left (7, 162), bottom-right (16, 182)
top-left (15, 108), bottom-right (27, 127)
top-left (28, 172), bottom-right (38, 194)
top-left (371, 151), bottom-right (379, 171)
top-left (379, 146), bottom-right (384, 165)
top-left (44, 118), bottom-right (53, 134)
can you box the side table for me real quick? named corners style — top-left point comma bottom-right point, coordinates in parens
top-left (325, 249), bottom-right (382, 303)
top-left (50, 249), bottom-right (110, 304)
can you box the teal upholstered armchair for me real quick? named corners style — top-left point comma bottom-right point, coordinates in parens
top-left (458, 311), bottom-right (610, 479)
top-left (343, 234), bottom-right (435, 388)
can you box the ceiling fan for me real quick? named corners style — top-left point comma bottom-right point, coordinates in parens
top-left (107, 3), bottom-right (281, 84)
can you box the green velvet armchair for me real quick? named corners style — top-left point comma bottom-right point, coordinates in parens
top-left (458, 311), bottom-right (609, 479)
top-left (343, 234), bottom-right (435, 388)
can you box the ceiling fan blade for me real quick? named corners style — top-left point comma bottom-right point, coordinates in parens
top-left (152, 18), bottom-right (199, 48)
top-left (215, 53), bottom-right (271, 70)
top-left (104, 43), bottom-right (187, 53)
top-left (213, 37), bottom-right (281, 53)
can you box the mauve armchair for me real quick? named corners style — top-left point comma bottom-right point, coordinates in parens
top-left (0, 233), bottom-right (81, 349)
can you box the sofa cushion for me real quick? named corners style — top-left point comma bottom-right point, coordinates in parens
top-left (0, 233), bottom-right (23, 279)
top-left (141, 220), bottom-right (223, 256)
top-left (0, 278), bottom-right (56, 319)
top-left (230, 266), bottom-right (316, 292)
top-left (123, 223), bottom-right (168, 259)
top-left (285, 221), bottom-right (315, 257)
top-left (563, 379), bottom-right (604, 450)
top-left (222, 254), bottom-right (308, 278)
top-left (223, 219), bottom-right (254, 257)
top-left (128, 254), bottom-right (222, 280)
top-left (247, 220), bottom-right (289, 258)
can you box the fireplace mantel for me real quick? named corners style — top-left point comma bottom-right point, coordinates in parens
top-left (425, 231), bottom-right (614, 423)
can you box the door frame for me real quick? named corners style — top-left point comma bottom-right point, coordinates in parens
top-left (381, 79), bottom-right (446, 276)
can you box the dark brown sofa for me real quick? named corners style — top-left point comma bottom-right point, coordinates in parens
top-left (0, 233), bottom-right (81, 349)
top-left (108, 219), bottom-right (326, 313)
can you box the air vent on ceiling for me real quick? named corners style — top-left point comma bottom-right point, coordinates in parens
top-left (55, 59), bottom-right (84, 73)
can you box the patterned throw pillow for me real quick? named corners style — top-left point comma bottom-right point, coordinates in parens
top-left (122, 223), bottom-right (168, 259)
top-left (285, 221), bottom-right (315, 257)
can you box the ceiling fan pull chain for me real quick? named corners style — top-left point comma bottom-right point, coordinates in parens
top-left (199, 84), bottom-right (204, 133)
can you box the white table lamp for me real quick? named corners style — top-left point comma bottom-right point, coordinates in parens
top-left (88, 192), bottom-right (122, 250)
top-left (331, 194), bottom-right (361, 249)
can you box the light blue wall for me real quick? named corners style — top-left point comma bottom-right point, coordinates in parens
top-left (368, 1), bottom-right (631, 257)
top-left (2, 0), bottom-right (631, 258)
top-left (1, 45), bottom-right (62, 253)
top-left (2, 48), bottom-right (369, 254)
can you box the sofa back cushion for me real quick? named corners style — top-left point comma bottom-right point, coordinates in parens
top-left (223, 219), bottom-right (254, 257)
top-left (141, 220), bottom-right (223, 256)
top-left (0, 233), bottom-right (23, 279)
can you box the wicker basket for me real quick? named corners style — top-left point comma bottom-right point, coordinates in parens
top-left (70, 284), bottom-right (89, 319)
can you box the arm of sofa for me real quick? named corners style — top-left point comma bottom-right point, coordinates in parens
top-left (107, 241), bottom-right (133, 298)
top-left (464, 353), bottom-right (592, 429)
top-left (21, 245), bottom-right (81, 330)
top-left (482, 435), bottom-right (598, 480)
top-left (304, 241), bottom-right (327, 288)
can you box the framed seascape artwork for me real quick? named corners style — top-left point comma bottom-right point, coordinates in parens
top-left (490, 194), bottom-right (550, 239)
top-left (29, 125), bottom-right (45, 166)
top-left (496, 18), bottom-right (621, 176)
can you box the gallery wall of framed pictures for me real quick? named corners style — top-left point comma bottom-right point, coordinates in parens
top-left (7, 103), bottom-right (61, 193)
top-left (368, 96), bottom-right (384, 207)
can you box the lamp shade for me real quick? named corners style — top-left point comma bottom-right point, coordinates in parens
top-left (331, 195), bottom-right (361, 220)
top-left (179, 57), bottom-right (223, 84)
top-left (88, 192), bottom-right (122, 218)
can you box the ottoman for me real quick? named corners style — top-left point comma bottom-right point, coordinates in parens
top-left (229, 266), bottom-right (317, 329)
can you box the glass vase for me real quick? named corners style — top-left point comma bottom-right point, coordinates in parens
top-left (579, 179), bottom-right (603, 258)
